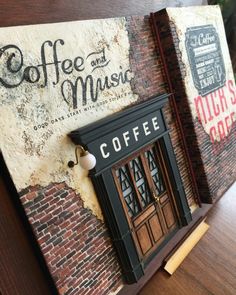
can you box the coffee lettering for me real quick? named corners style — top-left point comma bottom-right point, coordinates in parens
top-left (0, 45), bottom-right (24, 88)
top-left (0, 40), bottom-right (133, 108)
top-left (74, 56), bottom-right (84, 72)
top-left (133, 126), bottom-right (139, 141)
top-left (100, 143), bottom-right (110, 159)
top-left (24, 66), bottom-right (40, 83)
top-left (113, 137), bottom-right (121, 152)
top-left (99, 115), bottom-right (160, 159)
top-left (143, 121), bottom-right (151, 136)
top-left (123, 131), bottom-right (130, 147)
top-left (152, 117), bottom-right (159, 131)
top-left (61, 59), bottom-right (73, 74)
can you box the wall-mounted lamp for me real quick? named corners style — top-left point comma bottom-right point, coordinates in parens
top-left (68, 145), bottom-right (96, 170)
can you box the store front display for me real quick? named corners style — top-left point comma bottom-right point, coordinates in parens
top-left (0, 5), bottom-right (235, 295)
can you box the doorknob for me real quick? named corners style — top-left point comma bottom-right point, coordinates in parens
top-left (155, 196), bottom-right (160, 202)
top-left (152, 191), bottom-right (160, 203)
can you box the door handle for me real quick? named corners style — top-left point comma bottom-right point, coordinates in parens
top-left (152, 191), bottom-right (160, 203)
top-left (155, 196), bottom-right (160, 202)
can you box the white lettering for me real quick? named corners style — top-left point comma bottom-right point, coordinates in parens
top-left (152, 117), bottom-right (160, 130)
top-left (99, 115), bottom-right (161, 159)
top-left (112, 137), bottom-right (121, 152)
top-left (143, 121), bottom-right (151, 136)
top-left (133, 126), bottom-right (140, 141)
top-left (123, 131), bottom-right (130, 147)
top-left (100, 143), bottom-right (110, 159)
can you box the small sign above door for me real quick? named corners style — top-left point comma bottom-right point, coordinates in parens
top-left (69, 93), bottom-right (170, 173)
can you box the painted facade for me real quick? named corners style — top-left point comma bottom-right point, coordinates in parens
top-left (155, 5), bottom-right (236, 202)
top-left (0, 5), bottom-right (235, 295)
top-left (0, 18), bottom-right (140, 219)
top-left (168, 6), bottom-right (236, 143)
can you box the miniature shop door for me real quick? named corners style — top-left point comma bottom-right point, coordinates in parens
top-left (113, 141), bottom-right (178, 259)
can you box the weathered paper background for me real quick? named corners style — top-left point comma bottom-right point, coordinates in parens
top-left (0, 18), bottom-right (138, 218)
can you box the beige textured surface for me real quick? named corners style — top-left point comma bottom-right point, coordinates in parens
top-left (167, 6), bottom-right (236, 142)
top-left (0, 18), bottom-right (138, 219)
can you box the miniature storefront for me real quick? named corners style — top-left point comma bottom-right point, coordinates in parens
top-left (0, 5), bottom-right (235, 295)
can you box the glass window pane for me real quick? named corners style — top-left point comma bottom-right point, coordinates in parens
top-left (115, 165), bottom-right (140, 218)
top-left (145, 148), bottom-right (166, 195)
top-left (129, 157), bottom-right (152, 208)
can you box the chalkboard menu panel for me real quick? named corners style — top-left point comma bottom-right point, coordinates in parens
top-left (185, 25), bottom-right (226, 96)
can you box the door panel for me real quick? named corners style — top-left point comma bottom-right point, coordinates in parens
top-left (136, 224), bottom-right (153, 255)
top-left (133, 204), bottom-right (155, 227)
top-left (113, 141), bottom-right (179, 260)
top-left (162, 202), bottom-right (176, 229)
top-left (159, 193), bottom-right (169, 204)
top-left (148, 214), bottom-right (164, 242)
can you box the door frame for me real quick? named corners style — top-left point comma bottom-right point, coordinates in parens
top-left (68, 93), bottom-right (192, 283)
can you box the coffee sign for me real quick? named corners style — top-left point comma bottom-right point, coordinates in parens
top-left (185, 25), bottom-right (226, 96)
top-left (0, 42), bottom-right (132, 110)
top-left (0, 18), bottom-right (138, 195)
top-left (165, 6), bottom-right (236, 145)
top-left (69, 94), bottom-right (168, 173)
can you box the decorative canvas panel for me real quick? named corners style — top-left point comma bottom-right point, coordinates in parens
top-left (0, 18), bottom-right (139, 217)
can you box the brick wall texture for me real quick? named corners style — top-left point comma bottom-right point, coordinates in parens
top-left (19, 183), bottom-right (122, 295)
top-left (18, 16), bottom-right (198, 295)
top-left (126, 15), bottom-right (197, 207)
top-left (155, 9), bottom-right (236, 202)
